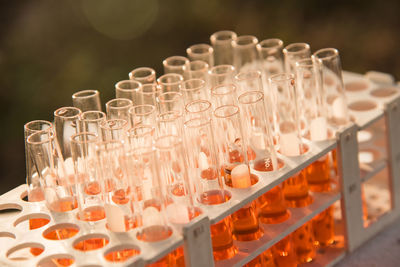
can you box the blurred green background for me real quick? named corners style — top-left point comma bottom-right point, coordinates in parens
top-left (1, 0), bottom-right (399, 194)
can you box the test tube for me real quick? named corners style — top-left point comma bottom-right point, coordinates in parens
top-left (139, 83), bottom-right (162, 106)
top-left (257, 38), bottom-right (285, 80)
top-left (99, 119), bottom-right (129, 143)
top-left (156, 91), bottom-right (184, 115)
top-left (78, 110), bottom-right (106, 137)
top-left (209, 65), bottom-right (236, 88)
top-left (105, 98), bottom-right (133, 124)
top-left (126, 125), bottom-right (155, 149)
top-left (283, 42), bottom-right (311, 74)
top-left (210, 30), bottom-right (237, 66)
top-left (211, 84), bottom-right (238, 108)
top-left (232, 35), bottom-right (259, 73)
top-left (24, 120), bottom-right (53, 202)
top-left (129, 67), bottom-right (156, 84)
top-left (187, 43), bottom-right (214, 67)
top-left (312, 48), bottom-right (350, 127)
top-left (27, 131), bottom-right (77, 212)
top-left (72, 90), bottom-right (101, 112)
top-left (213, 105), bottom-right (262, 241)
top-left (291, 222), bottom-right (316, 263)
top-left (163, 56), bottom-right (190, 78)
top-left (186, 60), bottom-right (209, 83)
top-left (115, 80), bottom-right (143, 106)
top-left (182, 79), bottom-right (209, 104)
top-left (128, 104), bottom-right (156, 127)
top-left (70, 132), bottom-right (105, 221)
top-left (234, 70), bottom-right (264, 97)
top-left (157, 73), bottom-right (184, 93)
top-left (185, 99), bottom-right (212, 120)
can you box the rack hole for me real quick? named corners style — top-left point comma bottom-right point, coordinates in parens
top-left (345, 81), bottom-right (369, 92)
top-left (37, 254), bottom-right (75, 267)
top-left (14, 213), bottom-right (50, 230)
top-left (104, 244), bottom-right (140, 263)
top-left (73, 233), bottom-right (109, 251)
top-left (370, 87), bottom-right (398, 98)
top-left (348, 100), bottom-right (377, 111)
top-left (43, 223), bottom-right (79, 240)
top-left (7, 242), bottom-right (44, 261)
top-left (0, 203), bottom-right (23, 217)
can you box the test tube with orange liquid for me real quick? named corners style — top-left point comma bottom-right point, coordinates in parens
top-left (292, 222), bottom-right (316, 263)
top-left (313, 206), bottom-right (335, 247)
top-left (27, 130), bottom-right (78, 213)
top-left (184, 116), bottom-right (236, 261)
top-left (272, 235), bottom-right (297, 267)
top-left (214, 105), bottom-right (262, 242)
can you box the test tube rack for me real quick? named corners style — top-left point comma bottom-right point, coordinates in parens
top-left (1, 70), bottom-right (399, 267)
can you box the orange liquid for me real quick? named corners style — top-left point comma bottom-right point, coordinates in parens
top-left (112, 189), bottom-right (130, 204)
top-left (73, 237), bottom-right (109, 251)
top-left (331, 149), bottom-right (338, 176)
top-left (292, 222), bottom-right (316, 263)
top-left (199, 189), bottom-right (231, 205)
top-left (231, 201), bottom-right (263, 241)
top-left (30, 247), bottom-right (44, 256)
top-left (282, 171), bottom-right (312, 208)
top-left (171, 246), bottom-right (185, 267)
top-left (305, 155), bottom-right (331, 192)
top-left (172, 183), bottom-right (187, 196)
top-left (261, 249), bottom-right (276, 267)
top-left (43, 227), bottom-right (79, 240)
top-left (312, 206), bottom-right (335, 247)
top-left (48, 197), bottom-right (78, 212)
top-left (77, 206), bottom-right (105, 221)
top-left (272, 236), bottom-right (297, 267)
top-left (51, 258), bottom-right (74, 266)
top-left (146, 254), bottom-right (172, 267)
top-left (84, 181), bottom-right (101, 195)
top-left (257, 186), bottom-right (289, 224)
top-left (105, 178), bottom-right (116, 192)
top-left (29, 217), bottom-right (50, 230)
top-left (210, 216), bottom-right (237, 261)
top-left (244, 254), bottom-right (263, 267)
top-left (137, 225), bottom-right (173, 242)
top-left (201, 168), bottom-right (218, 180)
top-left (362, 187), bottom-right (369, 222)
top-left (147, 247), bottom-right (185, 267)
top-left (104, 248), bottom-right (140, 262)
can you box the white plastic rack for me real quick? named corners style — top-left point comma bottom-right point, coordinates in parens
top-left (0, 70), bottom-right (399, 267)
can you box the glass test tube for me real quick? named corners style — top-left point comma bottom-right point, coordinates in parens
top-left (97, 140), bottom-right (133, 232)
top-left (291, 222), bottom-right (316, 263)
top-left (140, 83), bottom-right (161, 106)
top-left (269, 74), bottom-right (311, 208)
top-left (115, 80), bottom-right (143, 106)
top-left (312, 206), bottom-right (335, 247)
top-left (187, 43), bottom-right (214, 67)
top-left (157, 73), bottom-right (184, 93)
top-left (182, 78), bottom-right (209, 104)
top-left (210, 30), bottom-right (237, 66)
top-left (257, 38), bottom-right (285, 80)
top-left (99, 119), bottom-right (129, 144)
top-left (184, 117), bottom-right (237, 260)
top-left (54, 107), bottom-right (82, 180)
top-left (129, 67), bottom-right (156, 84)
top-left (283, 42), bottom-right (311, 74)
top-left (156, 91), bottom-right (184, 115)
top-left (127, 125), bottom-right (155, 149)
top-left (105, 98), bottom-right (133, 124)
top-left (128, 104), bottom-right (156, 127)
top-left (295, 58), bottom-right (332, 192)
top-left (70, 132), bottom-right (105, 221)
top-left (271, 235), bottom-right (297, 267)
top-left (187, 60), bottom-right (209, 83)
top-left (211, 84), bottom-right (238, 108)
top-left (78, 110), bottom-right (106, 137)
top-left (213, 105), bottom-right (261, 241)
top-left (24, 120), bottom-right (53, 202)
top-left (155, 135), bottom-right (197, 224)
top-left (234, 70), bottom-right (264, 96)
top-left (209, 64), bottom-right (236, 88)
top-left (185, 99), bottom-right (212, 120)
top-left (232, 35), bottom-right (259, 73)
top-left (157, 111), bottom-right (184, 137)
top-left (72, 90), bottom-right (101, 112)
top-left (312, 48), bottom-right (350, 126)
top-left (27, 131), bottom-right (77, 212)
top-left (163, 56), bottom-right (190, 78)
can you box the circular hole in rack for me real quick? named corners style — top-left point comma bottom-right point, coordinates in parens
top-left (0, 203), bottom-right (23, 217)
top-left (136, 225), bottom-right (173, 242)
top-left (104, 244), bottom-right (140, 263)
top-left (0, 231), bottom-right (16, 239)
top-left (348, 100), bottom-right (377, 111)
top-left (345, 81), bottom-right (369, 92)
top-left (43, 223), bottom-right (79, 240)
top-left (6, 242), bottom-right (44, 260)
top-left (14, 213), bottom-right (50, 230)
top-left (359, 148), bottom-right (381, 164)
top-left (73, 233), bottom-right (110, 252)
top-left (370, 87), bottom-right (398, 98)
top-left (37, 254), bottom-right (75, 267)
top-left (357, 130), bottom-right (373, 143)
top-left (198, 190), bottom-right (232, 205)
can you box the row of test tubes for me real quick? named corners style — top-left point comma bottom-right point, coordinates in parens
top-left (23, 30), bottom-right (350, 266)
